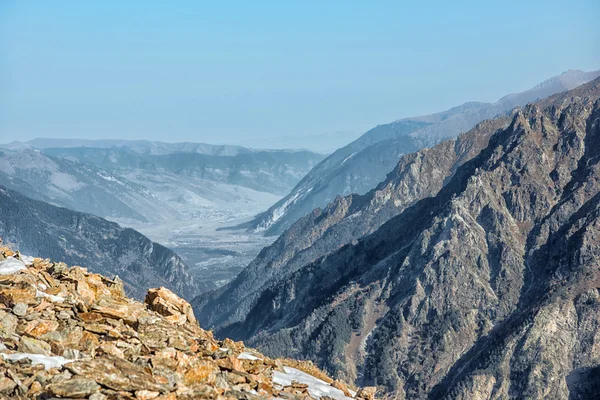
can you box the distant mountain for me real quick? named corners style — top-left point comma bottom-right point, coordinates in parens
top-left (246, 69), bottom-right (600, 235)
top-left (1, 138), bottom-right (252, 156)
top-left (0, 149), bottom-right (166, 223)
top-left (195, 78), bottom-right (600, 398)
top-left (41, 146), bottom-right (324, 196)
top-left (0, 186), bottom-right (206, 299)
top-left (0, 147), bottom-right (285, 293)
top-left (235, 130), bottom-right (363, 154)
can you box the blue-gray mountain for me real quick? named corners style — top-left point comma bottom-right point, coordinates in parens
top-left (1, 138), bottom-right (254, 157)
top-left (195, 78), bottom-right (600, 399)
top-left (246, 69), bottom-right (600, 235)
top-left (0, 149), bottom-right (162, 223)
top-left (0, 186), bottom-right (208, 299)
top-left (41, 146), bottom-right (324, 196)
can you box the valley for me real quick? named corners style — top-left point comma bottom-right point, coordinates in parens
top-left (116, 210), bottom-right (278, 292)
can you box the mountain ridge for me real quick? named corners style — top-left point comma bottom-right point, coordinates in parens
top-left (246, 69), bottom-right (600, 235)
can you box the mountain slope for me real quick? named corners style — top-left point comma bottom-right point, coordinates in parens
top-left (248, 69), bottom-right (600, 235)
top-left (193, 116), bottom-right (510, 333)
top-left (198, 78), bottom-right (600, 398)
top-left (0, 149), bottom-right (167, 223)
top-left (0, 186), bottom-right (207, 299)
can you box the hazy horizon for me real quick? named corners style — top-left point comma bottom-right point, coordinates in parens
top-left (1, 1), bottom-right (599, 145)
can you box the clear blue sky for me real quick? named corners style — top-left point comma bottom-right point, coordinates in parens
top-left (1, 1), bottom-right (598, 144)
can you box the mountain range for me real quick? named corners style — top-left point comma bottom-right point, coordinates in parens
top-left (245, 69), bottom-right (600, 235)
top-left (194, 77), bottom-right (600, 398)
top-left (0, 141), bottom-right (325, 294)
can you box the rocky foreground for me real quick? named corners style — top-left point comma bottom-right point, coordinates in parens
top-left (0, 245), bottom-right (373, 399)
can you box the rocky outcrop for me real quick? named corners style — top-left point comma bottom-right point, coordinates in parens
top-left (199, 78), bottom-right (600, 399)
top-left (0, 245), bottom-right (369, 399)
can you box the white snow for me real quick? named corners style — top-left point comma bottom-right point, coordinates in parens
top-left (255, 187), bottom-right (313, 232)
top-left (0, 257), bottom-right (26, 275)
top-left (1, 352), bottom-right (72, 370)
top-left (273, 366), bottom-right (354, 400)
top-left (20, 255), bottom-right (36, 265)
top-left (340, 152), bottom-right (357, 166)
top-left (36, 290), bottom-right (65, 303)
top-left (237, 352), bottom-right (261, 361)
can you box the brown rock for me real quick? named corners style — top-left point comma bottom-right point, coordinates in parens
top-left (145, 287), bottom-right (197, 325)
top-left (78, 311), bottom-right (104, 323)
top-left (91, 300), bottom-right (142, 324)
top-left (332, 379), bottom-right (353, 397)
top-left (46, 378), bottom-right (101, 397)
top-left (215, 355), bottom-right (244, 372)
top-left (0, 282), bottom-right (37, 307)
top-left (355, 386), bottom-right (377, 400)
top-left (66, 356), bottom-right (167, 393)
top-left (27, 380), bottom-right (43, 397)
top-left (183, 361), bottom-right (218, 386)
top-left (0, 377), bottom-right (16, 393)
top-left (0, 312), bottom-right (18, 335)
top-left (24, 319), bottom-right (59, 338)
top-left (19, 336), bottom-right (51, 355)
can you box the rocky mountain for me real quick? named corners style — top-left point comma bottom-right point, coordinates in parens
top-left (0, 186), bottom-right (206, 299)
top-left (193, 116), bottom-right (510, 334)
top-left (0, 245), bottom-right (372, 399)
top-left (195, 78), bottom-right (600, 398)
top-left (247, 69), bottom-right (600, 235)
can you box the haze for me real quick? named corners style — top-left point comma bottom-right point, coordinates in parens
top-left (1, 0), bottom-right (599, 147)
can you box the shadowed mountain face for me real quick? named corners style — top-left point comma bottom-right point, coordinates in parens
top-left (0, 186), bottom-right (207, 299)
top-left (247, 69), bottom-right (600, 236)
top-left (196, 78), bottom-right (600, 399)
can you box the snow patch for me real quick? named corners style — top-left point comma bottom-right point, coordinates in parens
top-left (340, 152), bottom-right (357, 166)
top-left (255, 187), bottom-right (313, 232)
top-left (1, 353), bottom-right (72, 370)
top-left (273, 366), bottom-right (354, 400)
top-left (0, 257), bottom-right (26, 275)
top-left (36, 290), bottom-right (65, 303)
top-left (237, 352), bottom-right (261, 361)
top-left (20, 255), bottom-right (36, 265)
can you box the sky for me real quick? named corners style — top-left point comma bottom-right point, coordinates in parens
top-left (1, 1), bottom-right (599, 145)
